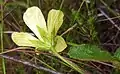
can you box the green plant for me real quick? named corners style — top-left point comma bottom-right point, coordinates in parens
top-left (1, 1), bottom-right (6, 74)
top-left (68, 44), bottom-right (120, 70)
top-left (11, 6), bottom-right (84, 74)
top-left (68, 44), bottom-right (114, 62)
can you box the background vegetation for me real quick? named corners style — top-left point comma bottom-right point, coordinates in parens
top-left (1, 0), bottom-right (120, 74)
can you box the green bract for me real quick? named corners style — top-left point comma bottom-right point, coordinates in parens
top-left (12, 6), bottom-right (67, 52)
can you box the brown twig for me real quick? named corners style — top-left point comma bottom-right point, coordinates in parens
top-left (61, 23), bottom-right (78, 36)
top-left (0, 47), bottom-right (32, 55)
top-left (0, 54), bottom-right (63, 74)
top-left (98, 8), bottom-right (120, 31)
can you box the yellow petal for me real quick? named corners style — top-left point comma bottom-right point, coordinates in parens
top-left (12, 32), bottom-right (39, 47)
top-left (23, 6), bottom-right (47, 41)
top-left (55, 36), bottom-right (67, 52)
top-left (47, 9), bottom-right (64, 36)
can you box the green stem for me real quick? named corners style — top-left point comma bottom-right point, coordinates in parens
top-left (51, 48), bottom-right (84, 74)
top-left (1, 1), bottom-right (6, 74)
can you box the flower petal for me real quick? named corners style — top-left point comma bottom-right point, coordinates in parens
top-left (12, 32), bottom-right (39, 47)
top-left (55, 36), bottom-right (67, 52)
top-left (23, 6), bottom-right (47, 41)
top-left (47, 9), bottom-right (64, 36)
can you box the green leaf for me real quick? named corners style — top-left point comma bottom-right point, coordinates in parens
top-left (114, 47), bottom-right (120, 61)
top-left (55, 36), bottom-right (67, 52)
top-left (47, 9), bottom-right (64, 36)
top-left (23, 6), bottom-right (47, 41)
top-left (68, 44), bottom-right (113, 62)
top-left (12, 32), bottom-right (39, 47)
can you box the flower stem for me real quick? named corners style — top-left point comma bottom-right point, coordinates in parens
top-left (51, 47), bottom-right (84, 74)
